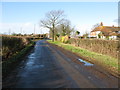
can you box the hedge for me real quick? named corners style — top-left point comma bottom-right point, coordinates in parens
top-left (2, 41), bottom-right (35, 78)
top-left (2, 35), bottom-right (31, 61)
top-left (68, 38), bottom-right (119, 59)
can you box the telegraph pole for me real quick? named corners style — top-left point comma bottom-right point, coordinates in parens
top-left (20, 27), bottom-right (22, 34)
top-left (34, 24), bottom-right (36, 35)
top-left (41, 29), bottom-right (42, 34)
top-left (8, 28), bottom-right (11, 35)
top-left (19, 27), bottom-right (22, 36)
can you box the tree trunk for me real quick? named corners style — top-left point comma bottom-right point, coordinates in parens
top-left (52, 30), bottom-right (54, 42)
top-left (52, 24), bottom-right (55, 42)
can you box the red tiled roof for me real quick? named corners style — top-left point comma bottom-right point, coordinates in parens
top-left (91, 26), bottom-right (120, 36)
top-left (92, 26), bottom-right (120, 32)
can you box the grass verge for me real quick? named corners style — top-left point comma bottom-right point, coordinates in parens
top-left (2, 41), bottom-right (35, 78)
top-left (47, 40), bottom-right (119, 76)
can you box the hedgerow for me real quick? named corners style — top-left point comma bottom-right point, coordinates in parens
top-left (68, 38), bottom-right (119, 59)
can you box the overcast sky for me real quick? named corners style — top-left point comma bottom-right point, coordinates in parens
top-left (0, 1), bottom-right (118, 35)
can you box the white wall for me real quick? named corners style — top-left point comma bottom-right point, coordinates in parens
top-left (109, 36), bottom-right (117, 40)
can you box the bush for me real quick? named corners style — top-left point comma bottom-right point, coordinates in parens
top-left (69, 38), bottom-right (119, 58)
top-left (2, 35), bottom-right (31, 60)
top-left (2, 41), bottom-right (35, 78)
top-left (60, 35), bottom-right (69, 43)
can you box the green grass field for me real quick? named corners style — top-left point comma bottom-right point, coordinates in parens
top-left (47, 40), bottom-right (119, 73)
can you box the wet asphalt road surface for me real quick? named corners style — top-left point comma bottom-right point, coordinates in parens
top-left (3, 40), bottom-right (118, 88)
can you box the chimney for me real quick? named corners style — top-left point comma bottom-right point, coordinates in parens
top-left (100, 22), bottom-right (103, 26)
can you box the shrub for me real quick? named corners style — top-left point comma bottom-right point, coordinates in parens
top-left (60, 35), bottom-right (69, 43)
top-left (69, 38), bottom-right (119, 58)
top-left (2, 35), bottom-right (31, 60)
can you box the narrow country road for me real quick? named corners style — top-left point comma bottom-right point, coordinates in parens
top-left (3, 40), bottom-right (118, 88)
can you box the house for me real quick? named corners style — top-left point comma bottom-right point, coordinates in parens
top-left (90, 22), bottom-right (120, 40)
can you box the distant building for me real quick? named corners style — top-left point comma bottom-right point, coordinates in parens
top-left (90, 22), bottom-right (120, 40)
top-left (46, 33), bottom-right (50, 38)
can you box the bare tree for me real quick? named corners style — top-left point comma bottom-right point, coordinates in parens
top-left (40, 10), bottom-right (65, 42)
top-left (92, 23), bottom-right (100, 30)
top-left (83, 31), bottom-right (89, 39)
top-left (56, 19), bottom-right (74, 36)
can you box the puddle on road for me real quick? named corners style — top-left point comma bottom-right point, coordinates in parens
top-left (26, 53), bottom-right (35, 66)
top-left (26, 61), bottom-right (34, 66)
top-left (29, 57), bottom-right (35, 59)
top-left (39, 65), bottom-right (44, 68)
top-left (78, 59), bottom-right (93, 66)
top-left (28, 53), bottom-right (35, 59)
top-left (31, 65), bottom-right (45, 69)
top-left (30, 53), bottom-right (35, 56)
top-left (26, 52), bottom-right (45, 69)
